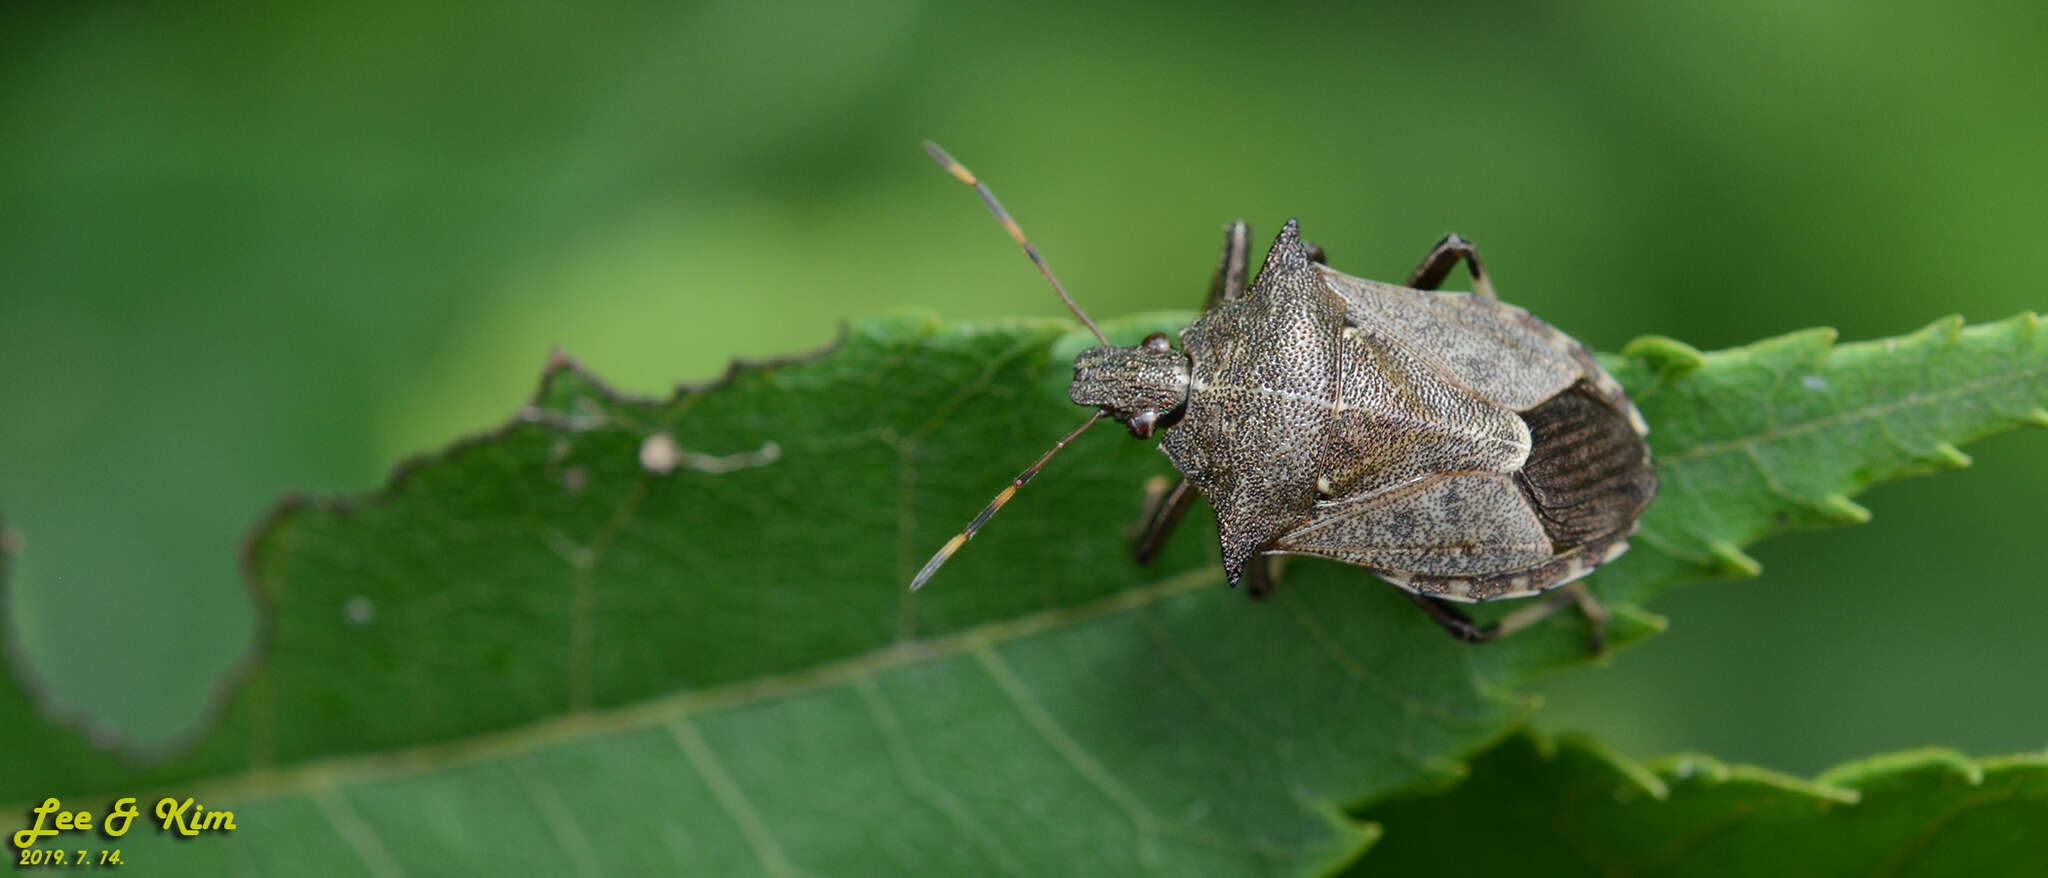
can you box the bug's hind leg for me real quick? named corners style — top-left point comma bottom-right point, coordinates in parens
top-left (1406, 234), bottom-right (1498, 299)
top-left (1491, 584), bottom-right (1607, 652)
top-left (1403, 585), bottom-right (1608, 652)
top-left (1403, 591), bottom-right (1493, 642)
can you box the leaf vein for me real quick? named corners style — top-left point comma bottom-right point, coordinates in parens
top-left (1660, 362), bottom-right (2047, 464)
top-left (567, 476), bottom-right (650, 712)
top-left (1874, 776), bottom-right (2025, 878)
top-left (972, 644), bottom-right (1169, 875)
top-left (853, 676), bottom-right (1029, 877)
top-left (667, 717), bottom-right (813, 878)
top-left (312, 786), bottom-right (406, 878)
top-left (1137, 610), bottom-right (1262, 742)
top-left (510, 759), bottom-right (600, 878)
top-left (1274, 587), bottom-right (1461, 726)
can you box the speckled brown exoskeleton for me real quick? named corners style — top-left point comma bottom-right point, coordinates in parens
top-left (909, 142), bottom-right (1658, 645)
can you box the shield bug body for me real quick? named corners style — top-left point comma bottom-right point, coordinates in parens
top-left (911, 143), bottom-right (1657, 644)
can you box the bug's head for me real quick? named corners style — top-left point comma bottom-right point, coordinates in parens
top-left (911, 140), bottom-right (1182, 592)
top-left (1069, 332), bottom-right (1190, 438)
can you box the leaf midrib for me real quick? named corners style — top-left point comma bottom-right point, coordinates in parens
top-left (1657, 356), bottom-right (2046, 464)
top-left (80, 566), bottom-right (1226, 814)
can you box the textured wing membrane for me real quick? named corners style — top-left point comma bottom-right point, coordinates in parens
top-left (1318, 269), bottom-right (1584, 412)
top-left (1276, 471), bottom-right (1553, 577)
top-left (1516, 382), bottom-right (1659, 549)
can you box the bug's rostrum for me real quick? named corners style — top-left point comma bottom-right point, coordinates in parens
top-left (1069, 343), bottom-right (1191, 437)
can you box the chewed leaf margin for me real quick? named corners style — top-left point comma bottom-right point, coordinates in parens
top-left (0, 322), bottom-right (857, 798)
top-left (0, 309), bottom-right (2041, 862)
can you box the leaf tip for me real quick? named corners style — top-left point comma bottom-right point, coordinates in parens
top-left (1926, 441), bottom-right (1974, 470)
top-left (1816, 747), bottom-right (1983, 791)
top-left (1621, 335), bottom-right (1706, 377)
top-left (1921, 313), bottom-right (1967, 342)
top-left (1557, 732), bottom-right (1674, 800)
top-left (1706, 540), bottom-right (1763, 578)
top-left (1816, 494), bottom-right (1873, 525)
top-left (849, 310), bottom-right (945, 347)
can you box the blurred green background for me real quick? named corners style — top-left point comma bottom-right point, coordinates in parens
top-left (3, 0), bottom-right (2043, 777)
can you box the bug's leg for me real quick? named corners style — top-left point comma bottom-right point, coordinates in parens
top-left (1244, 554), bottom-right (1276, 599)
top-left (1403, 592), bottom-right (1494, 641)
top-left (1132, 477), bottom-right (1199, 566)
top-left (1485, 584), bottom-right (1607, 651)
top-left (1566, 585), bottom-right (1610, 653)
top-left (1130, 222), bottom-right (1253, 577)
top-left (1132, 482), bottom-right (1280, 598)
top-left (1402, 584), bottom-right (1608, 652)
top-left (1204, 221), bottom-right (1253, 309)
top-left (1130, 222), bottom-right (1249, 565)
top-left (1406, 234), bottom-right (1498, 299)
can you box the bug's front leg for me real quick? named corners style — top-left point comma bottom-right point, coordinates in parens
top-left (1132, 221), bottom-right (1254, 569)
top-left (1406, 234), bottom-right (1498, 299)
top-left (1204, 220), bottom-right (1253, 309)
top-left (1132, 477), bottom-right (1198, 566)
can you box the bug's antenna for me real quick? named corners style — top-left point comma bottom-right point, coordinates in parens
top-left (909, 411), bottom-right (1105, 591)
top-left (923, 140), bottom-right (1109, 346)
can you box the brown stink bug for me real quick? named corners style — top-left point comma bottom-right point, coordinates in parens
top-left (909, 142), bottom-right (1657, 645)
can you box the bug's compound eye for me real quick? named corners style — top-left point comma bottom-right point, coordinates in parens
top-left (1127, 409), bottom-right (1159, 438)
top-left (1142, 332), bottom-right (1172, 352)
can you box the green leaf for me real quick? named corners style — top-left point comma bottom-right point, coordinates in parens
top-left (2, 311), bottom-right (2041, 874)
top-left (1595, 313), bottom-right (2048, 604)
top-left (1351, 729), bottom-right (2048, 876)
